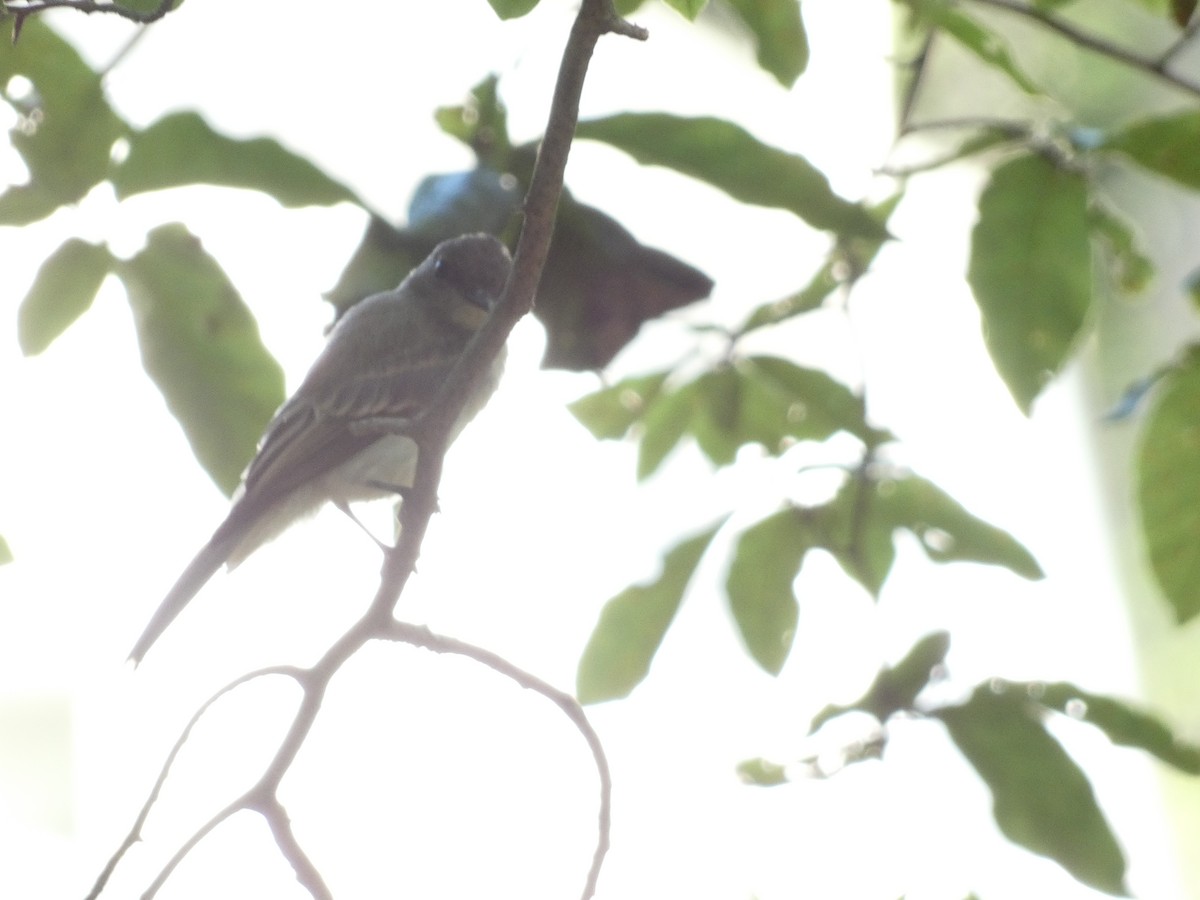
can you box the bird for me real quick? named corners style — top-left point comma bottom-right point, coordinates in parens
top-left (129, 233), bottom-right (512, 664)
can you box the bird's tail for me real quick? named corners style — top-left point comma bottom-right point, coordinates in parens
top-left (128, 531), bottom-right (237, 665)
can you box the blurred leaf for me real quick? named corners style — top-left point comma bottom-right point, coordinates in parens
top-left (1102, 111), bottom-right (1200, 191)
top-left (568, 370), bottom-right (672, 440)
top-left (323, 216), bottom-right (431, 317)
top-left (738, 261), bottom-right (839, 333)
top-left (726, 508), bottom-right (810, 673)
top-left (434, 75), bottom-right (512, 167)
top-left (577, 519), bottom-right (726, 703)
top-left (1036, 683), bottom-right (1200, 774)
top-left (690, 366), bottom-right (742, 466)
top-left (615, 0), bottom-right (648, 12)
top-left (937, 687), bottom-right (1128, 896)
top-left (637, 378), bottom-right (701, 479)
top-left (113, 0), bottom-right (183, 12)
top-left (744, 356), bottom-right (890, 447)
top-left (878, 475), bottom-right (1044, 579)
top-left (112, 111), bottom-right (358, 207)
top-left (1173, 0), bottom-right (1198, 26)
top-left (487, 0), bottom-right (540, 17)
top-left (1138, 347), bottom-right (1200, 622)
top-left (0, 535), bottom-right (11, 565)
top-left (0, 19), bottom-right (124, 224)
top-left (117, 224), bottom-right (285, 494)
top-left (821, 475), bottom-right (897, 596)
top-left (18, 238), bottom-right (113, 355)
top-left (967, 153), bottom-right (1093, 414)
top-left (407, 169), bottom-right (521, 242)
top-left (736, 757), bottom-right (789, 786)
top-left (1187, 266), bottom-right (1200, 308)
top-left (664, 0), bottom-right (709, 18)
top-left (576, 113), bottom-right (888, 239)
top-left (1089, 204), bottom-right (1153, 294)
top-left (536, 196), bottom-right (713, 370)
top-left (722, 0), bottom-right (808, 87)
top-left (811, 631), bottom-right (950, 730)
top-left (920, 2), bottom-right (1041, 94)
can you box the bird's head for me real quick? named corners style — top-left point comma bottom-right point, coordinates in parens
top-left (419, 233), bottom-right (513, 330)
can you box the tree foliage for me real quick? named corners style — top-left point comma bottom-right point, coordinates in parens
top-left (4, 0), bottom-right (1200, 897)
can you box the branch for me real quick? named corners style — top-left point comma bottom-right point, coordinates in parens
top-left (99, 3), bottom-right (646, 899)
top-left (2, 0), bottom-right (176, 40)
top-left (968, 0), bottom-right (1200, 99)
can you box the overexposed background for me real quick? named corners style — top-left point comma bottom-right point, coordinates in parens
top-left (0, 1), bottom-right (1183, 897)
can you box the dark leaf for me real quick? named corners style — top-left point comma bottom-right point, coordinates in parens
top-left (117, 224), bottom-right (285, 494)
top-left (576, 113), bottom-right (888, 239)
top-left (18, 238), bottom-right (113, 355)
top-left (966, 153), bottom-right (1093, 414)
top-left (577, 519), bottom-right (726, 703)
top-left (937, 687), bottom-right (1128, 896)
top-left (725, 508), bottom-right (810, 673)
top-left (1102, 111), bottom-right (1200, 191)
top-left (811, 631), bottom-right (950, 731)
top-left (1173, 0), bottom-right (1198, 26)
top-left (1137, 347), bottom-right (1200, 622)
top-left (323, 216), bottom-right (431, 318)
top-left (1036, 683), bottom-right (1200, 774)
top-left (111, 111), bottom-right (359, 207)
top-left (536, 197), bottom-right (714, 370)
top-left (721, 0), bottom-right (808, 87)
top-left (0, 19), bottom-right (124, 224)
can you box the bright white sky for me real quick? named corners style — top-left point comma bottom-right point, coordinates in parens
top-left (0, 1), bottom-right (1186, 898)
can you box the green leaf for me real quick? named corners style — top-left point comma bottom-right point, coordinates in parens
top-left (690, 366), bottom-right (742, 466)
top-left (111, 111), bottom-right (359, 207)
top-left (576, 114), bottom-right (888, 239)
top-left (879, 475), bottom-right (1044, 579)
top-left (811, 631), bottom-right (950, 731)
top-left (725, 508), bottom-right (809, 674)
top-left (577, 519), bottom-right (726, 703)
top-left (1102, 111), bottom-right (1200, 191)
top-left (1036, 683), bottom-right (1200, 774)
top-left (723, 0), bottom-right (808, 87)
top-left (937, 687), bottom-right (1128, 896)
top-left (117, 224), bottom-right (285, 494)
top-left (434, 75), bottom-right (512, 168)
top-left (737, 260), bottom-right (839, 333)
top-left (821, 475), bottom-right (898, 597)
top-left (1089, 204), bottom-right (1153, 294)
top-left (487, 0), bottom-right (540, 17)
top-left (744, 356), bottom-right (890, 447)
top-left (736, 757), bottom-right (788, 786)
top-left (0, 19), bottom-right (125, 224)
top-left (18, 238), bottom-right (113, 355)
top-left (926, 4), bottom-right (1041, 94)
top-left (568, 371), bottom-right (672, 440)
top-left (1138, 348), bottom-right (1200, 622)
top-left (663, 0), bottom-right (709, 18)
top-left (0, 535), bottom-right (12, 565)
top-left (966, 153), bottom-right (1093, 414)
top-left (637, 378), bottom-right (700, 479)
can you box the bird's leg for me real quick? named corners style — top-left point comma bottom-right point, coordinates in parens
top-left (334, 500), bottom-right (392, 553)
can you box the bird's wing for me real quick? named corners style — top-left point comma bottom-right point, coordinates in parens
top-left (235, 350), bottom-right (461, 516)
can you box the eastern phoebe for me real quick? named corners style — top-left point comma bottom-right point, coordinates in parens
top-left (129, 233), bottom-right (512, 664)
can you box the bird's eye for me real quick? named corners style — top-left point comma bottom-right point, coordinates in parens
top-left (433, 256), bottom-right (451, 279)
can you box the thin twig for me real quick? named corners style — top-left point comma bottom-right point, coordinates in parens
top-left (968, 0), bottom-right (1200, 99)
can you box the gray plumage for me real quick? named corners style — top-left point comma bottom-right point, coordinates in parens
top-left (129, 233), bottom-right (511, 664)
